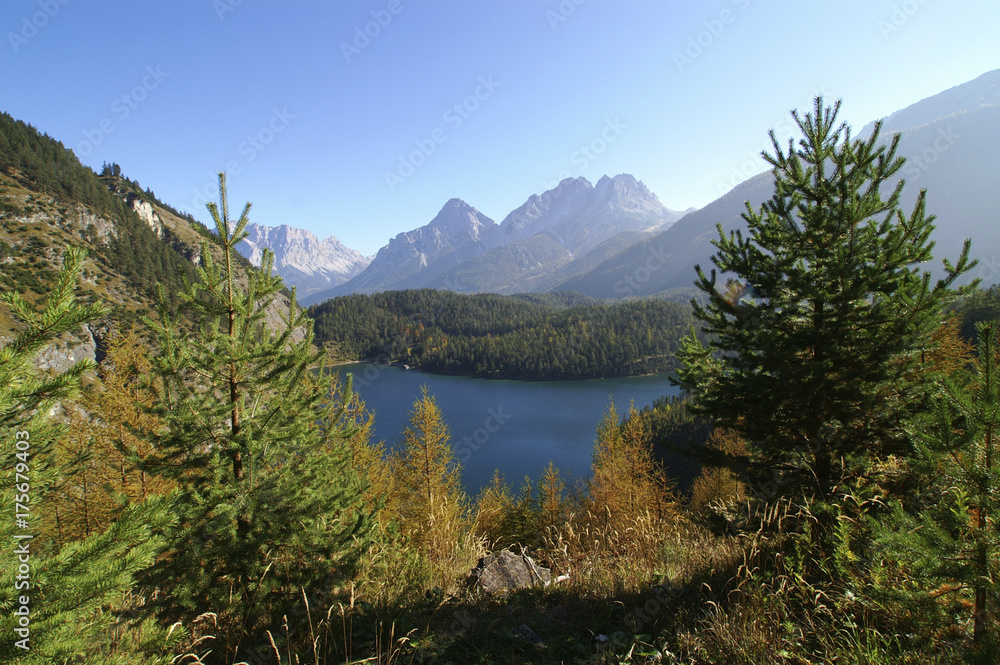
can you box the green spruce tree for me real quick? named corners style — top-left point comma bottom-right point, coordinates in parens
top-left (140, 174), bottom-right (371, 663)
top-left (676, 98), bottom-right (975, 545)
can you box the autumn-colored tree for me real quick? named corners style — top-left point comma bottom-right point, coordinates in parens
top-left (539, 460), bottom-right (566, 534)
top-left (923, 316), bottom-right (975, 378)
top-left (96, 330), bottom-right (171, 500)
top-left (689, 428), bottom-right (749, 516)
top-left (588, 400), bottom-right (676, 556)
top-left (389, 386), bottom-right (469, 564)
top-left (48, 406), bottom-right (120, 544)
top-left (590, 401), bottom-right (674, 525)
top-left (47, 330), bottom-right (173, 545)
top-left (473, 469), bottom-right (516, 549)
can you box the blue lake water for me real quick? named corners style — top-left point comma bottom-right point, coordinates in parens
top-left (336, 363), bottom-right (681, 495)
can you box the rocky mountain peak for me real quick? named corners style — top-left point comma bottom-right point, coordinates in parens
top-left (425, 198), bottom-right (496, 242)
top-left (235, 222), bottom-right (370, 297)
top-left (491, 173), bottom-right (677, 254)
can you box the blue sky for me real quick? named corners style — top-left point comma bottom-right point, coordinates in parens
top-left (2, 1), bottom-right (998, 255)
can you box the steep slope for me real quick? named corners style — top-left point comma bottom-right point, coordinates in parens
top-left (430, 234), bottom-right (574, 294)
top-left (447, 173), bottom-right (688, 294)
top-left (556, 173), bottom-right (773, 298)
top-left (562, 69), bottom-right (1000, 298)
top-left (236, 222), bottom-right (369, 298)
top-left (0, 112), bottom-right (303, 369)
top-left (304, 198), bottom-right (496, 303)
top-left (860, 68), bottom-right (1000, 283)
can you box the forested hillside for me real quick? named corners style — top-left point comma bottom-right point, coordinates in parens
top-left (309, 289), bottom-right (698, 379)
top-left (0, 113), bottom-right (198, 311)
top-left (0, 112), bottom-right (268, 334)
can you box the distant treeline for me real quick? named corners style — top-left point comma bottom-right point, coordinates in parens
top-left (308, 289), bottom-right (699, 380)
top-left (952, 282), bottom-right (1000, 341)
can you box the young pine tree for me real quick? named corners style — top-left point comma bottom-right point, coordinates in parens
top-left (880, 320), bottom-right (1000, 652)
top-left (676, 98), bottom-right (976, 521)
top-left (389, 386), bottom-right (468, 565)
top-left (140, 174), bottom-right (371, 662)
top-left (0, 248), bottom-right (179, 664)
top-left (588, 400), bottom-right (675, 556)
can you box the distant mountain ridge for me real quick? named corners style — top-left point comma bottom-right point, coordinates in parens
top-left (235, 223), bottom-right (369, 298)
top-left (5, 67), bottom-right (996, 323)
top-left (487, 174), bottom-right (684, 254)
top-left (559, 68), bottom-right (1000, 299)
top-left (303, 173), bottom-right (688, 304)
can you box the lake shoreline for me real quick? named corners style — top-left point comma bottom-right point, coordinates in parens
top-left (334, 356), bottom-right (679, 384)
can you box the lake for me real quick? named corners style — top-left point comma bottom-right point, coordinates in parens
top-left (336, 363), bottom-right (682, 495)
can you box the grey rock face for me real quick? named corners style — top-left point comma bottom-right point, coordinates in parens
top-left (236, 222), bottom-right (370, 297)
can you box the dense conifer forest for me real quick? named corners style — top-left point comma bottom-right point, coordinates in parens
top-left (310, 289), bottom-right (698, 379)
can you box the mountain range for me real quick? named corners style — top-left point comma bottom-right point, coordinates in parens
top-left (1, 67), bottom-right (997, 345)
top-left (282, 69), bottom-right (999, 305)
top-left (300, 173), bottom-right (690, 305)
top-left (560, 68), bottom-right (1000, 299)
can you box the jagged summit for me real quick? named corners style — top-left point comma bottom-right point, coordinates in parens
top-left (316, 199), bottom-right (497, 298)
top-left (424, 197), bottom-right (496, 241)
top-left (490, 173), bottom-right (682, 255)
top-left (235, 222), bottom-right (370, 297)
